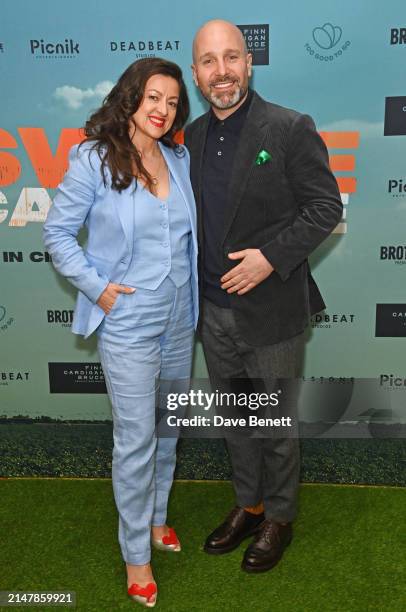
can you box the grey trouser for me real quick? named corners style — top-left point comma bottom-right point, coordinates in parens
top-left (200, 298), bottom-right (304, 523)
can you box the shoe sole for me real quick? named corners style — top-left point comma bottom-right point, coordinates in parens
top-left (203, 524), bottom-right (263, 556)
top-left (129, 595), bottom-right (157, 608)
top-left (240, 536), bottom-right (292, 573)
top-left (152, 540), bottom-right (181, 552)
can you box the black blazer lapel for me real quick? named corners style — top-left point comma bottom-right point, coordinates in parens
top-left (188, 112), bottom-right (210, 241)
top-left (221, 92), bottom-right (270, 245)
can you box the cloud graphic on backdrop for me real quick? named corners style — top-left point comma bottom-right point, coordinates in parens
top-left (312, 23), bottom-right (342, 49)
top-left (53, 81), bottom-right (114, 110)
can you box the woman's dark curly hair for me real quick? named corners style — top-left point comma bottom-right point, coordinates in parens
top-left (82, 57), bottom-right (190, 193)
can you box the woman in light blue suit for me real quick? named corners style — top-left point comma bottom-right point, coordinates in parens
top-left (43, 58), bottom-right (198, 607)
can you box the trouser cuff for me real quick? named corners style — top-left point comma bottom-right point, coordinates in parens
top-left (123, 550), bottom-right (151, 566)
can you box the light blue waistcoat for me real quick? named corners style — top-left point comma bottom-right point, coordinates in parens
top-left (122, 174), bottom-right (191, 289)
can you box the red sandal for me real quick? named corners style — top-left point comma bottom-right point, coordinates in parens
top-left (152, 526), bottom-right (181, 552)
top-left (128, 582), bottom-right (157, 608)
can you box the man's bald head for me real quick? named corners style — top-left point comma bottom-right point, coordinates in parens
top-left (191, 19), bottom-right (252, 117)
top-left (192, 19), bottom-right (248, 63)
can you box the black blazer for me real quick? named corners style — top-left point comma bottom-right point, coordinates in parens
top-left (184, 91), bottom-right (343, 346)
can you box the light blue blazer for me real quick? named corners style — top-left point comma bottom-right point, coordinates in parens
top-left (43, 141), bottom-right (199, 338)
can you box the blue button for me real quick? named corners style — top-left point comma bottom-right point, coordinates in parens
top-left (162, 223), bottom-right (168, 229)
top-left (165, 260), bottom-right (170, 266)
top-left (163, 242), bottom-right (169, 247)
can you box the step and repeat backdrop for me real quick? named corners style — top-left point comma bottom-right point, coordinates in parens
top-left (1, 0), bottom-right (405, 423)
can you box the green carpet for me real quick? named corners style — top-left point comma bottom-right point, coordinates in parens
top-left (0, 481), bottom-right (404, 611)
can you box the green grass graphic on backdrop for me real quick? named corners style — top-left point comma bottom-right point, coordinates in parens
top-left (0, 423), bottom-right (404, 484)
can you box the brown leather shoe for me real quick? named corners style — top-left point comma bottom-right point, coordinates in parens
top-left (241, 519), bottom-right (292, 572)
top-left (204, 506), bottom-right (265, 555)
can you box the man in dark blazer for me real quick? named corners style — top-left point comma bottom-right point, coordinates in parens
top-left (185, 19), bottom-right (343, 573)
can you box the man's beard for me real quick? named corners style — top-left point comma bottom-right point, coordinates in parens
top-left (204, 80), bottom-right (247, 110)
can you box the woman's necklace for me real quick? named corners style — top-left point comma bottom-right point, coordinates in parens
top-left (137, 147), bottom-right (163, 185)
top-left (150, 153), bottom-right (163, 186)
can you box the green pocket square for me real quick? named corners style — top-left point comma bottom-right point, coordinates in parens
top-left (255, 149), bottom-right (272, 165)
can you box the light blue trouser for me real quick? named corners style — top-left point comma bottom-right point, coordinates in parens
top-left (97, 277), bottom-right (194, 565)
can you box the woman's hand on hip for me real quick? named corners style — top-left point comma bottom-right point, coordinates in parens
top-left (97, 283), bottom-right (136, 314)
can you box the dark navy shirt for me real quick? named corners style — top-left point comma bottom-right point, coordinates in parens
top-left (202, 89), bottom-right (253, 307)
